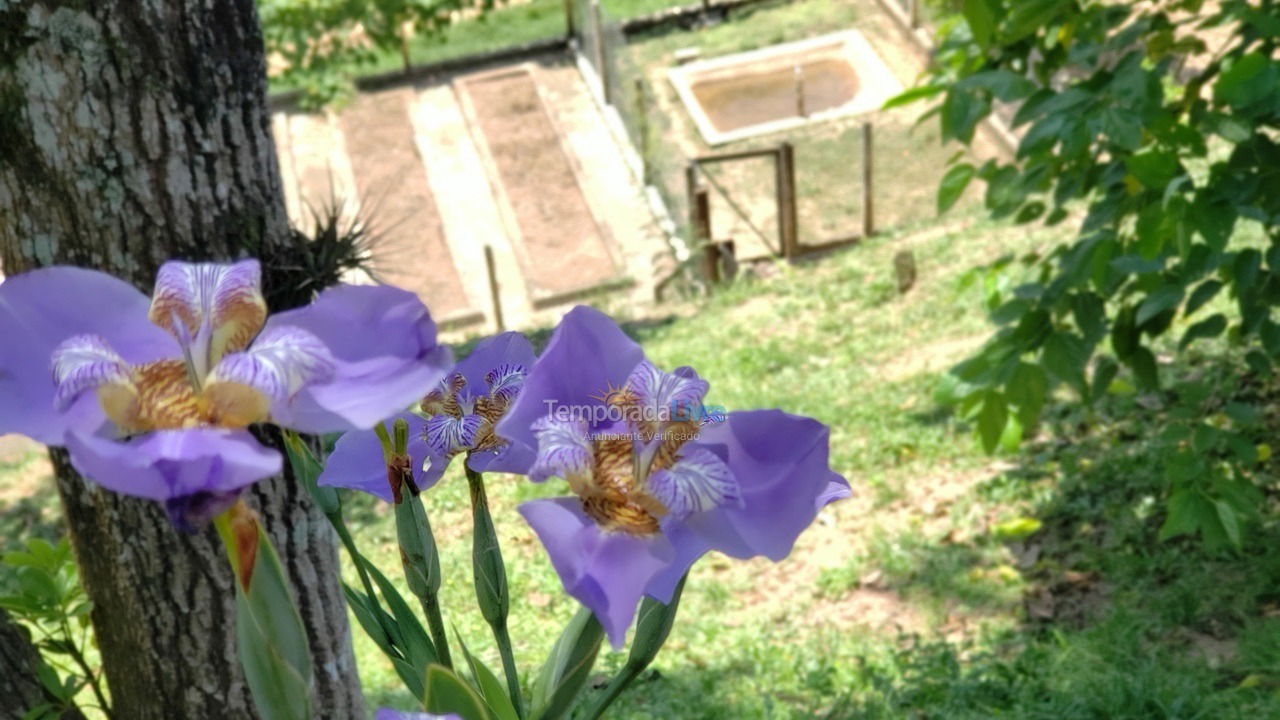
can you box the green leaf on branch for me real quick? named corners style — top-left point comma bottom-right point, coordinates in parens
top-left (1125, 150), bottom-right (1179, 190)
top-left (942, 89), bottom-right (991, 143)
top-left (938, 163), bottom-right (975, 214)
top-left (1179, 314), bottom-right (1226, 349)
top-left (1102, 106), bottom-right (1143, 151)
top-left (883, 83), bottom-right (945, 110)
top-left (1042, 332), bottom-right (1088, 396)
top-left (1184, 280), bottom-right (1223, 316)
top-left (962, 0), bottom-right (996, 48)
top-left (1159, 489), bottom-right (1201, 542)
top-left (958, 70), bottom-right (1035, 102)
top-left (1090, 356), bottom-right (1119, 404)
top-left (1007, 361), bottom-right (1048, 424)
top-left (1128, 346), bottom-right (1159, 390)
top-left (1136, 285), bottom-right (1184, 326)
top-left (977, 391), bottom-right (1008, 454)
top-left (1003, 0), bottom-right (1068, 43)
top-left (1214, 52), bottom-right (1274, 107)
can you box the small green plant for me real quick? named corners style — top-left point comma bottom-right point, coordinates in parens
top-left (1, 537), bottom-right (110, 719)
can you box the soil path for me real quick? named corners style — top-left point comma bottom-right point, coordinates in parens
top-left (339, 88), bottom-right (477, 323)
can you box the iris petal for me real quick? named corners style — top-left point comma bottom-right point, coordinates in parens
top-left (205, 325), bottom-right (335, 426)
top-left (687, 410), bottom-right (849, 561)
top-left (319, 412), bottom-right (437, 501)
top-left (625, 360), bottom-right (709, 429)
top-left (529, 415), bottom-right (594, 484)
top-left (519, 497), bottom-right (674, 649)
top-left (64, 428), bottom-right (280, 516)
top-left (0, 267), bottom-right (176, 444)
top-left (496, 306), bottom-right (644, 463)
top-left (208, 325), bottom-right (335, 403)
top-left (485, 363), bottom-right (526, 402)
top-left (424, 413), bottom-right (483, 457)
top-left (646, 447), bottom-right (741, 518)
top-left (454, 331), bottom-right (535, 399)
top-left (50, 334), bottom-right (135, 411)
top-left (148, 260), bottom-right (267, 368)
top-left (261, 284), bottom-right (451, 433)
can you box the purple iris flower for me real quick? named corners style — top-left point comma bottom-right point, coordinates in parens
top-left (494, 306), bottom-right (851, 648)
top-left (374, 710), bottom-right (460, 720)
top-left (318, 331), bottom-right (536, 501)
top-left (0, 260), bottom-right (451, 528)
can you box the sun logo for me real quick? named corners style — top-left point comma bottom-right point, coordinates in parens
top-left (591, 379), bottom-right (637, 408)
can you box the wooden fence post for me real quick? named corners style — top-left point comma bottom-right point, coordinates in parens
top-left (695, 188), bottom-right (718, 284)
top-left (862, 122), bottom-right (874, 238)
top-left (484, 245), bottom-right (505, 332)
top-left (634, 77), bottom-right (650, 183)
top-left (591, 0), bottom-right (610, 104)
top-left (685, 162), bottom-right (699, 231)
top-left (565, 0), bottom-right (576, 38)
top-left (776, 142), bottom-right (799, 260)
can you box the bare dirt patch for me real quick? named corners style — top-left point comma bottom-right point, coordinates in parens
top-left (338, 87), bottom-right (475, 321)
top-left (461, 68), bottom-right (619, 300)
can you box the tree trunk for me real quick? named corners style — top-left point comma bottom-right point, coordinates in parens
top-left (0, 3), bottom-right (365, 719)
top-left (0, 608), bottom-right (86, 720)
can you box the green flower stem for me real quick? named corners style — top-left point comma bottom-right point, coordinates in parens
top-left (577, 575), bottom-right (688, 720)
top-left (282, 430), bottom-right (388, 634)
top-left (577, 663), bottom-right (642, 720)
top-left (419, 583), bottom-right (453, 670)
top-left (466, 465), bottom-right (525, 719)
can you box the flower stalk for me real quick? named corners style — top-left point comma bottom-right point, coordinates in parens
top-left (283, 430), bottom-right (391, 637)
top-left (213, 501), bottom-right (314, 720)
top-left (466, 465), bottom-right (525, 719)
top-left (383, 419), bottom-right (453, 669)
top-left (578, 575), bottom-right (688, 720)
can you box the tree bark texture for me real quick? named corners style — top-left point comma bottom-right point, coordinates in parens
top-left (0, 3), bottom-right (365, 718)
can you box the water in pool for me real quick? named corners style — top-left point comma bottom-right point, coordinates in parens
top-left (691, 57), bottom-right (860, 134)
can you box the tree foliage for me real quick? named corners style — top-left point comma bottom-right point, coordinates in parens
top-left (906, 0), bottom-right (1280, 550)
top-left (260, 0), bottom-right (492, 107)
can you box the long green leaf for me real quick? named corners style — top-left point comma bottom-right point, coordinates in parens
top-left (530, 607), bottom-right (604, 720)
top-left (367, 562), bottom-right (438, 671)
top-left (458, 634), bottom-right (520, 720)
top-left (424, 664), bottom-right (492, 720)
top-left (235, 526), bottom-right (313, 720)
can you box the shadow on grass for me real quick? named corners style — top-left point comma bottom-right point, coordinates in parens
top-left (843, 349), bottom-right (1280, 717)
